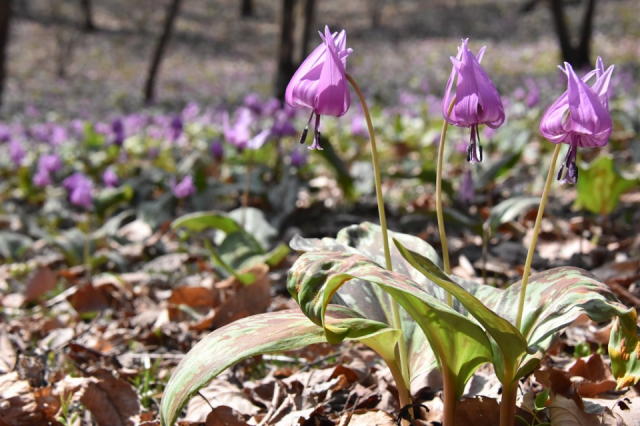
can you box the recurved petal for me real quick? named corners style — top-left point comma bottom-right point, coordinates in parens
top-left (540, 92), bottom-right (571, 144)
top-left (566, 63), bottom-right (612, 146)
top-left (315, 29), bottom-right (350, 117)
top-left (285, 36), bottom-right (328, 109)
top-left (469, 52), bottom-right (504, 127)
top-left (449, 49), bottom-right (482, 127)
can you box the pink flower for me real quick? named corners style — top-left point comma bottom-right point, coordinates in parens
top-left (443, 39), bottom-right (505, 163)
top-left (285, 26), bottom-right (352, 150)
top-left (540, 58), bottom-right (614, 184)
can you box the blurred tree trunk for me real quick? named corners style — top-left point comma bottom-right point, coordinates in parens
top-left (274, 0), bottom-right (315, 101)
top-left (80, 0), bottom-right (96, 32)
top-left (525, 0), bottom-right (597, 68)
top-left (0, 0), bottom-right (12, 109)
top-left (241, 0), bottom-right (253, 17)
top-left (143, 0), bottom-right (182, 104)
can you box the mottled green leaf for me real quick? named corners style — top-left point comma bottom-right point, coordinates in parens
top-left (575, 155), bottom-right (639, 215)
top-left (287, 251), bottom-right (493, 397)
top-left (171, 211), bottom-right (242, 235)
top-left (160, 306), bottom-right (397, 426)
top-left (486, 197), bottom-right (539, 237)
top-left (0, 231), bottom-right (33, 261)
top-left (393, 240), bottom-right (528, 381)
top-left (609, 309), bottom-right (640, 389)
top-left (475, 267), bottom-right (631, 381)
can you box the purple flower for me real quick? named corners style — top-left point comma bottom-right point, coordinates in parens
top-left (211, 140), bottom-right (224, 161)
top-left (286, 26), bottom-right (352, 150)
top-left (525, 79), bottom-right (540, 108)
top-left (459, 169), bottom-right (474, 204)
top-left (112, 119), bottom-right (125, 146)
top-left (223, 108), bottom-right (253, 149)
top-left (39, 154), bottom-right (63, 173)
top-left (9, 140), bottom-right (25, 165)
top-left (168, 115), bottom-right (183, 142)
top-left (103, 169), bottom-right (119, 188)
top-left (443, 39), bottom-right (505, 163)
top-left (63, 173), bottom-right (93, 209)
top-left (290, 147), bottom-right (307, 168)
top-left (540, 58), bottom-right (614, 184)
top-left (171, 175), bottom-right (196, 199)
top-left (0, 124), bottom-right (10, 143)
top-left (350, 113), bottom-right (368, 138)
top-left (33, 171), bottom-right (52, 187)
top-left (271, 111), bottom-right (297, 138)
top-left (49, 125), bottom-right (67, 146)
top-left (244, 93), bottom-right (263, 115)
top-left (262, 98), bottom-right (282, 117)
top-left (182, 102), bottom-right (200, 121)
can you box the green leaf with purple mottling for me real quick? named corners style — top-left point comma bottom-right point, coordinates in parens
top-left (287, 250), bottom-right (493, 397)
top-left (160, 306), bottom-right (398, 426)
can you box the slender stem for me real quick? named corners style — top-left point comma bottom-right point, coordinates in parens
top-left (436, 97), bottom-right (456, 307)
top-left (515, 144), bottom-right (562, 331)
top-left (347, 73), bottom-right (410, 395)
top-left (84, 212), bottom-right (91, 279)
top-left (499, 381), bottom-right (518, 426)
top-left (441, 367), bottom-right (457, 426)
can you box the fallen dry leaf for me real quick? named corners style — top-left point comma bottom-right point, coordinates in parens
top-left (185, 379), bottom-right (260, 422)
top-left (0, 372), bottom-right (47, 425)
top-left (23, 267), bottom-right (57, 304)
top-left (77, 370), bottom-right (140, 426)
top-left (0, 328), bottom-right (17, 373)
top-left (549, 393), bottom-right (601, 426)
top-left (205, 405), bottom-right (249, 426)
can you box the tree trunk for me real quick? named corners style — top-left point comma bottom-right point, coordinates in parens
top-left (275, 0), bottom-right (316, 101)
top-left (241, 0), bottom-right (253, 18)
top-left (547, 0), bottom-right (595, 69)
top-left (143, 0), bottom-right (181, 104)
top-left (274, 0), bottom-right (295, 101)
top-left (80, 0), bottom-right (96, 32)
top-left (0, 0), bottom-right (12, 109)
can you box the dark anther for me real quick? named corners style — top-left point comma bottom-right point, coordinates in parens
top-left (467, 145), bottom-right (472, 162)
top-left (299, 126), bottom-right (309, 144)
top-left (479, 145), bottom-right (483, 162)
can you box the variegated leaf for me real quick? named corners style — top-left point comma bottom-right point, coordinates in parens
top-left (609, 309), bottom-right (640, 389)
top-left (160, 306), bottom-right (397, 426)
top-left (287, 251), bottom-right (493, 398)
top-left (290, 223), bottom-right (442, 382)
top-left (393, 240), bottom-right (528, 382)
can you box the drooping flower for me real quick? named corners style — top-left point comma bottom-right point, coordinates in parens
top-left (168, 115), bottom-right (183, 142)
top-left (290, 147), bottom-right (308, 168)
top-left (33, 153), bottom-right (63, 187)
top-left (63, 173), bottom-right (93, 209)
top-left (222, 108), bottom-right (269, 150)
top-left (443, 39), bottom-right (505, 163)
top-left (285, 26), bottom-right (352, 150)
top-left (112, 118), bottom-right (125, 146)
top-left (171, 175), bottom-right (196, 199)
top-left (103, 168), bottom-right (119, 188)
top-left (540, 59), bottom-right (614, 184)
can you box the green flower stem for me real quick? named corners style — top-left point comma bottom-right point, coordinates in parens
top-left (347, 73), bottom-right (411, 399)
top-left (436, 97), bottom-right (456, 307)
top-left (515, 143), bottom-right (562, 331)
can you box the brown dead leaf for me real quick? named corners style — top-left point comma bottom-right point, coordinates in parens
top-left (185, 379), bottom-right (260, 422)
top-left (0, 328), bottom-right (16, 373)
top-left (568, 354), bottom-right (617, 397)
top-left (536, 367), bottom-right (584, 409)
top-left (342, 409), bottom-right (395, 426)
top-left (168, 286), bottom-right (218, 322)
top-left (454, 396), bottom-right (532, 426)
top-left (212, 264), bottom-right (271, 328)
top-left (23, 267), bottom-right (57, 303)
top-left (549, 393), bottom-right (601, 426)
top-left (68, 283), bottom-right (110, 313)
top-left (0, 372), bottom-right (47, 425)
top-left (205, 406), bottom-right (249, 426)
top-left (78, 370), bottom-right (140, 426)
top-left (592, 258), bottom-right (640, 287)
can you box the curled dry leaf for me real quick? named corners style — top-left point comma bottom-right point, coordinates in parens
top-left (184, 379), bottom-right (260, 422)
top-left (549, 393), bottom-right (601, 426)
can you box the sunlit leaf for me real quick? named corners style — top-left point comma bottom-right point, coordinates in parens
top-left (574, 154), bottom-right (638, 215)
top-left (394, 240), bottom-right (528, 382)
top-left (609, 309), bottom-right (640, 389)
top-left (171, 211), bottom-right (242, 235)
top-left (160, 306), bottom-right (398, 426)
top-left (288, 251), bottom-right (493, 397)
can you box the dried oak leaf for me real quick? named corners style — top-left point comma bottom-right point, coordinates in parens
top-left (77, 370), bottom-right (140, 426)
top-left (205, 406), bottom-right (249, 426)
